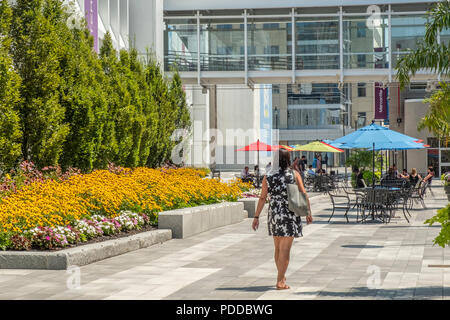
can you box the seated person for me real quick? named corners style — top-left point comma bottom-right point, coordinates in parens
top-left (393, 164), bottom-right (400, 179)
top-left (307, 165), bottom-right (315, 176)
top-left (409, 168), bottom-right (421, 187)
top-left (355, 169), bottom-right (365, 188)
top-left (387, 167), bottom-right (396, 179)
top-left (399, 169), bottom-right (409, 179)
top-left (423, 166), bottom-right (434, 185)
top-left (240, 166), bottom-right (253, 183)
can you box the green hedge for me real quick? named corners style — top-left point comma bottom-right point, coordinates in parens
top-left (0, 0), bottom-right (190, 173)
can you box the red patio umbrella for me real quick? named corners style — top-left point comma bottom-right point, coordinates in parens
top-left (237, 139), bottom-right (279, 186)
top-left (236, 139), bottom-right (280, 152)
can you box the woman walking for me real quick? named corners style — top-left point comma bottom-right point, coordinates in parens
top-left (252, 149), bottom-right (313, 290)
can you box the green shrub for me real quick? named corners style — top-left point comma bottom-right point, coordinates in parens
top-left (0, 232), bottom-right (12, 250)
top-left (425, 204), bottom-right (450, 248)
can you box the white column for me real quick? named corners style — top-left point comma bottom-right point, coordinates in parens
top-left (339, 6), bottom-right (344, 83)
top-left (244, 9), bottom-right (248, 86)
top-left (197, 11), bottom-right (201, 86)
top-left (291, 7), bottom-right (295, 83)
top-left (388, 4), bottom-right (392, 83)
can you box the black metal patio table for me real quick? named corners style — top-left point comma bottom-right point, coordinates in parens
top-left (359, 186), bottom-right (402, 223)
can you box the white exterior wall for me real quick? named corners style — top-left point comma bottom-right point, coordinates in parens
top-left (183, 87), bottom-right (210, 167)
top-left (215, 86), bottom-right (258, 169)
top-left (129, 0), bottom-right (164, 64)
top-left (404, 99), bottom-right (429, 175)
top-left (75, 0), bottom-right (129, 51)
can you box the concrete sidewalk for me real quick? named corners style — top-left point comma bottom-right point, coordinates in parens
top-left (0, 187), bottom-right (448, 300)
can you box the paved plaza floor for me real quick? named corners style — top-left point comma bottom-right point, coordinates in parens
top-left (0, 186), bottom-right (449, 300)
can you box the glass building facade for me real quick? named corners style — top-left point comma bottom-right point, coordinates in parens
top-left (163, 5), bottom-right (441, 73)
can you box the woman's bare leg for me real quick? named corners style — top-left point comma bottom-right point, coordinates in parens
top-left (273, 237), bottom-right (281, 273)
top-left (276, 237), bottom-right (294, 289)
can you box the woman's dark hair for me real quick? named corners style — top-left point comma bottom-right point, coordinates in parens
top-left (279, 149), bottom-right (291, 171)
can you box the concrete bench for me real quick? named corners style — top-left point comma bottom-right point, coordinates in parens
top-left (238, 198), bottom-right (259, 218)
top-left (158, 202), bottom-right (245, 238)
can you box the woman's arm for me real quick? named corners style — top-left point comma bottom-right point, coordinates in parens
top-left (252, 176), bottom-right (268, 231)
top-left (294, 170), bottom-right (313, 224)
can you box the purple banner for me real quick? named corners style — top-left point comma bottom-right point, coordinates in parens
top-left (374, 82), bottom-right (388, 120)
top-left (84, 0), bottom-right (98, 52)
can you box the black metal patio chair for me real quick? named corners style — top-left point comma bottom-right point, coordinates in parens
top-left (327, 185), bottom-right (350, 223)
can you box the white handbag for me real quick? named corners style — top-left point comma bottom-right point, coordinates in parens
top-left (287, 169), bottom-right (310, 217)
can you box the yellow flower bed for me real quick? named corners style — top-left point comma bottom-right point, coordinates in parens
top-left (0, 168), bottom-right (248, 234)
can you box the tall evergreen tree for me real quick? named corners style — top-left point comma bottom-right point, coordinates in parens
top-left (44, 0), bottom-right (108, 171)
top-left (10, 0), bottom-right (70, 167)
top-left (0, 0), bottom-right (22, 172)
top-left (145, 59), bottom-right (176, 167)
top-left (97, 32), bottom-right (119, 167)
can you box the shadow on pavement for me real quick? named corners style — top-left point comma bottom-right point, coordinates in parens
top-left (295, 285), bottom-right (445, 298)
top-left (215, 286), bottom-right (274, 292)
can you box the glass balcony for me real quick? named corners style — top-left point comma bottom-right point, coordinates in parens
top-left (199, 20), bottom-right (245, 71)
top-left (287, 108), bottom-right (342, 129)
top-left (296, 54), bottom-right (340, 70)
top-left (296, 18), bottom-right (340, 70)
top-left (247, 20), bottom-right (292, 70)
top-left (164, 19), bottom-right (198, 71)
top-left (391, 15), bottom-right (427, 68)
top-left (343, 16), bottom-right (389, 69)
top-left (163, 11), bottom-right (436, 75)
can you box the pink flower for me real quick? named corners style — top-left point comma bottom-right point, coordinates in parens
top-left (45, 236), bottom-right (50, 241)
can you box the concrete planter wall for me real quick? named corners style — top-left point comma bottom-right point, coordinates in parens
top-left (0, 201), bottom-right (246, 270)
top-left (0, 229), bottom-right (171, 270)
top-left (238, 198), bottom-right (259, 218)
top-left (158, 202), bottom-right (245, 238)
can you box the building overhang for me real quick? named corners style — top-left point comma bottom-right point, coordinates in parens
top-left (164, 0), bottom-right (439, 11)
top-left (167, 69), bottom-right (441, 85)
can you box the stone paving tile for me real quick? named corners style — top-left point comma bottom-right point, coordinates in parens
top-left (0, 187), bottom-right (448, 300)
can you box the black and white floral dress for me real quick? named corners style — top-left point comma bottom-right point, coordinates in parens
top-left (266, 168), bottom-right (303, 238)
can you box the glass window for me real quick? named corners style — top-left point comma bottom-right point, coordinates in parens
top-left (441, 150), bottom-right (450, 163)
top-left (343, 16), bottom-right (388, 69)
top-left (199, 19), bottom-right (245, 71)
top-left (356, 22), bottom-right (366, 38)
top-left (296, 18), bottom-right (339, 70)
top-left (409, 82), bottom-right (427, 91)
top-left (357, 83), bottom-right (366, 97)
top-left (288, 83), bottom-right (340, 105)
top-left (441, 28), bottom-right (450, 46)
top-left (357, 112), bottom-right (367, 127)
top-left (164, 19), bottom-right (198, 71)
top-left (272, 85), bottom-right (280, 94)
top-left (391, 15), bottom-right (427, 68)
top-left (427, 137), bottom-right (439, 148)
top-left (427, 149), bottom-right (439, 174)
top-left (287, 108), bottom-right (342, 129)
top-left (248, 19), bottom-right (291, 70)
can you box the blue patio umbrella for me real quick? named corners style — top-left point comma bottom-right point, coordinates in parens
top-left (331, 122), bottom-right (426, 186)
top-left (332, 122), bottom-right (425, 150)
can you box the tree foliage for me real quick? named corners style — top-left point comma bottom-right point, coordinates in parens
top-left (396, 0), bottom-right (450, 143)
top-left (0, 0), bottom-right (190, 172)
top-left (345, 149), bottom-right (373, 171)
top-left (396, 0), bottom-right (450, 87)
top-left (419, 82), bottom-right (450, 146)
top-left (0, 0), bottom-right (22, 172)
